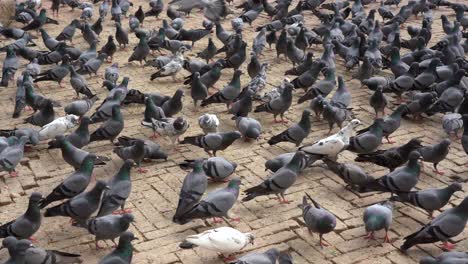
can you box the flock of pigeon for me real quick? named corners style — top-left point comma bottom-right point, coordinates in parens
top-left (0, 0), bottom-right (467, 262)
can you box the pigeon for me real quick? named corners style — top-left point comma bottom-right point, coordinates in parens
top-left (173, 159), bottom-right (208, 224)
top-left (64, 96), bottom-right (99, 118)
top-left (355, 138), bottom-right (423, 171)
top-left (115, 22), bottom-right (129, 49)
top-left (322, 158), bottom-right (373, 188)
top-left (268, 109), bottom-right (312, 146)
top-left (1, 47), bottom-right (19, 87)
top-left (0, 136), bottom-right (29, 177)
top-left (363, 201), bottom-right (393, 243)
top-left (198, 113), bottom-right (219, 134)
top-left (39, 155), bottom-right (96, 209)
top-left (175, 177), bottom-right (242, 224)
top-left (97, 160), bottom-right (135, 217)
top-left (253, 28), bottom-right (267, 55)
top-left (89, 105), bottom-right (124, 144)
top-left (299, 193), bottom-right (336, 247)
top-left (98, 231), bottom-right (137, 264)
top-left (24, 244), bottom-right (83, 264)
top-left (417, 139), bottom-right (451, 175)
top-left (331, 76), bottom-right (352, 108)
top-left (113, 139), bottom-right (146, 173)
top-left (265, 152), bottom-right (317, 173)
top-left (33, 55), bottom-right (71, 88)
top-left (45, 180), bottom-right (109, 225)
top-left (38, 114), bottom-right (78, 141)
top-left (420, 252), bottom-right (468, 264)
top-left (179, 227), bottom-right (254, 261)
top-left (299, 119), bottom-right (362, 158)
top-left (2, 238), bottom-right (32, 264)
top-left (100, 36), bottom-right (117, 62)
top-left (128, 36), bottom-right (150, 65)
top-left (278, 252), bottom-right (293, 264)
top-left (391, 182), bottom-right (463, 218)
top-left (235, 116), bottom-right (262, 140)
top-left (0, 192), bottom-right (43, 239)
top-left (169, 0), bottom-right (227, 22)
top-left (197, 38), bottom-right (217, 63)
top-left (180, 131), bottom-right (242, 156)
top-left (247, 52), bottom-right (261, 79)
top-left (56, 19), bottom-right (80, 43)
top-left (229, 248), bottom-right (280, 264)
top-left (359, 151), bottom-right (422, 194)
top-left (179, 157), bottom-right (237, 182)
top-left (442, 113), bottom-right (463, 138)
top-left (321, 100), bottom-right (353, 134)
top-left (22, 9), bottom-right (48, 31)
top-left (369, 86), bottom-right (388, 118)
top-left (190, 72), bottom-right (209, 108)
top-left (243, 151), bottom-right (306, 203)
top-left (0, 128), bottom-right (39, 147)
top-left (146, 0), bottom-right (164, 18)
top-left (142, 116), bottom-right (189, 146)
top-left (85, 213), bottom-right (135, 249)
top-left (52, 135), bottom-right (107, 169)
top-left (401, 196), bottom-right (468, 251)
top-left (69, 66), bottom-right (94, 98)
top-left (254, 82), bottom-right (293, 123)
top-left (77, 53), bottom-right (107, 76)
top-left (116, 136), bottom-right (168, 161)
top-left (347, 119), bottom-right (385, 154)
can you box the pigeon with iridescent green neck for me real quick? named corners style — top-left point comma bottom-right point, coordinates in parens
top-left (98, 231), bottom-right (137, 264)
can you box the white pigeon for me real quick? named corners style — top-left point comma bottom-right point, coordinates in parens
top-left (198, 113), bottom-right (219, 134)
top-left (142, 117), bottom-right (189, 145)
top-left (38, 115), bottom-right (79, 141)
top-left (180, 227), bottom-right (254, 260)
top-left (299, 119), bottom-right (361, 158)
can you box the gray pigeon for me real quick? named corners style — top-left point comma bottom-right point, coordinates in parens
top-left (359, 151), bottom-right (422, 194)
top-left (115, 22), bottom-right (129, 49)
top-left (0, 136), bottom-right (28, 177)
top-left (347, 119), bottom-right (385, 154)
top-left (331, 76), bottom-right (352, 108)
top-left (2, 238), bottom-right (31, 264)
top-left (128, 36), bottom-right (150, 65)
top-left (69, 66), bottom-right (94, 98)
top-left (321, 100), bottom-right (352, 134)
top-left (253, 28), bottom-right (266, 55)
top-left (77, 53), bottom-right (107, 76)
top-left (322, 158), bottom-right (373, 188)
top-left (243, 151), bottom-right (306, 203)
top-left (299, 194), bottom-right (337, 247)
top-left (265, 152), bottom-right (318, 173)
top-left (268, 109), bottom-right (311, 146)
top-left (0, 128), bottom-right (39, 146)
top-left (391, 182), bottom-right (463, 218)
top-left (52, 135), bottom-right (107, 169)
top-left (201, 70), bottom-right (242, 109)
top-left (401, 196), bottom-right (468, 251)
top-left (1, 47), bottom-right (19, 87)
top-left (40, 154), bottom-right (96, 209)
top-left (24, 244), bottom-right (83, 264)
top-left (24, 99), bottom-right (55, 127)
top-left (0, 192), bottom-right (43, 239)
top-left (190, 72), bottom-right (208, 108)
top-left (85, 213), bottom-right (134, 249)
top-left (64, 95), bottom-right (98, 118)
top-left (363, 201), bottom-right (393, 243)
top-left (180, 131), bottom-right (242, 156)
top-left (417, 139), bottom-right (451, 175)
top-left (98, 231), bottom-right (137, 264)
top-left (369, 86), bottom-right (388, 118)
top-left (235, 116), bottom-right (262, 140)
top-left (97, 160), bottom-right (135, 217)
top-left (45, 180), bottom-right (109, 225)
top-left (116, 136), bottom-right (168, 161)
top-left (142, 97), bottom-right (166, 124)
top-left (90, 105), bottom-right (124, 143)
top-left (113, 140), bottom-right (146, 173)
top-left (176, 178), bottom-right (242, 224)
top-left (254, 83), bottom-right (293, 123)
top-left (229, 248), bottom-right (280, 264)
top-left (173, 159), bottom-right (208, 224)
top-left (179, 157), bottom-right (237, 182)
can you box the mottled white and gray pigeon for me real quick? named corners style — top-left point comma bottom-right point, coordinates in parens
top-left (299, 193), bottom-right (336, 247)
top-left (97, 160), bottom-right (135, 216)
top-left (180, 227), bottom-right (254, 262)
top-left (442, 113), bottom-right (463, 138)
top-left (142, 116), bottom-right (189, 146)
top-left (0, 192), bottom-right (43, 240)
top-left (85, 213), bottom-right (134, 249)
top-left (401, 196), bottom-right (468, 251)
top-left (391, 183), bottom-right (463, 218)
top-left (198, 113), bottom-right (219, 134)
top-left (38, 114), bottom-right (79, 141)
top-left (363, 201), bottom-right (393, 243)
top-left (243, 151), bottom-right (306, 203)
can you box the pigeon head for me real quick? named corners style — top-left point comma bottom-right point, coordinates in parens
top-left (121, 213), bottom-right (135, 223)
top-left (408, 151), bottom-right (422, 162)
top-left (173, 117), bottom-right (187, 131)
top-left (29, 192), bottom-right (43, 204)
top-left (66, 114), bottom-right (80, 125)
top-left (119, 231), bottom-right (138, 244)
top-left (134, 139), bottom-right (145, 149)
top-left (440, 139), bottom-right (451, 149)
top-left (123, 159), bottom-right (137, 168)
top-left (448, 182), bottom-right (463, 192)
top-left (227, 177), bottom-right (242, 189)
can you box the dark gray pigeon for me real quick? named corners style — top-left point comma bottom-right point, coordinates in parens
top-left (97, 160), bottom-right (135, 216)
top-left (180, 131), bottom-right (242, 156)
top-left (85, 213), bottom-right (134, 249)
top-left (322, 158), bottom-right (373, 188)
top-left (229, 248), bottom-right (280, 264)
top-left (369, 86), bottom-right (388, 118)
top-left (77, 53), bottom-right (107, 76)
top-left (179, 157), bottom-right (237, 182)
top-left (417, 139), bottom-right (451, 175)
top-left (116, 136), bottom-right (168, 161)
top-left (64, 95), bottom-right (98, 118)
top-left (254, 83), bottom-right (293, 123)
top-left (0, 192), bottom-right (43, 239)
top-left (278, 252), bottom-right (293, 264)
top-left (175, 178), bottom-right (241, 224)
top-left (0, 47), bottom-right (19, 87)
top-left (45, 180), bottom-right (109, 225)
top-left (90, 105), bottom-right (124, 143)
top-left (52, 135), bottom-right (107, 169)
top-left (347, 119), bottom-right (385, 154)
top-left (243, 151), bottom-right (306, 203)
top-left (363, 201), bottom-right (393, 243)
top-left (113, 140), bottom-right (146, 172)
top-left (391, 182), bottom-right (462, 218)
top-left (69, 66), bottom-right (94, 98)
top-left (268, 109), bottom-right (311, 146)
top-left (0, 136), bottom-right (28, 177)
top-left (98, 231), bottom-right (137, 264)
top-left (299, 194), bottom-right (336, 247)
top-left (173, 159), bottom-right (208, 224)
top-left (115, 22), bottom-right (129, 49)
top-left (401, 196), bottom-right (468, 251)
top-left (40, 154), bottom-right (96, 209)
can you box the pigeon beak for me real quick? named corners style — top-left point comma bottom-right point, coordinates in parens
top-left (105, 185), bottom-right (111, 190)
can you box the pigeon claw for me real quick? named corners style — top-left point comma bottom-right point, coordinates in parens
top-left (137, 167), bottom-right (148, 173)
top-left (439, 241), bottom-right (456, 251)
top-left (9, 171), bottom-right (19, 177)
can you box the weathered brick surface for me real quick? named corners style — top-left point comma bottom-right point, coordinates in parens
top-left (0, 0), bottom-right (467, 263)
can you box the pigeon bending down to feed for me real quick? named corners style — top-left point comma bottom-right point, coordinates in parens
top-left (198, 113), bottom-right (219, 134)
top-left (179, 227), bottom-right (254, 261)
top-left (113, 140), bottom-right (146, 172)
top-left (85, 213), bottom-right (135, 249)
top-left (142, 116), bottom-right (189, 145)
top-left (322, 158), bottom-right (373, 188)
top-left (363, 201), bottom-right (393, 243)
top-left (179, 157), bottom-right (237, 182)
top-left (299, 194), bottom-right (337, 247)
top-left (180, 131), bottom-right (242, 156)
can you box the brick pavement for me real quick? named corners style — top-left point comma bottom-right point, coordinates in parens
top-left (0, 0), bottom-right (467, 263)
